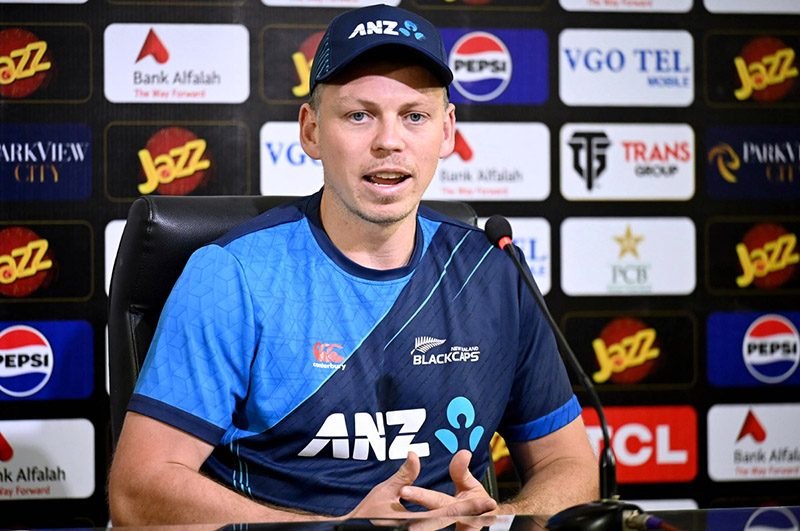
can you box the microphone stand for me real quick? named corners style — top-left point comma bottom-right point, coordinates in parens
top-left (485, 216), bottom-right (644, 531)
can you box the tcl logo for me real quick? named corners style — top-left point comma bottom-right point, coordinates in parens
top-left (582, 405), bottom-right (697, 483)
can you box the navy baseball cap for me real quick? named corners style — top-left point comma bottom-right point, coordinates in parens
top-left (308, 4), bottom-right (453, 95)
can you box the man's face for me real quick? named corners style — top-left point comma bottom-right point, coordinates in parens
top-left (300, 60), bottom-right (455, 228)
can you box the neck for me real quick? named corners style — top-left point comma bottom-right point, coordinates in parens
top-left (319, 196), bottom-right (418, 270)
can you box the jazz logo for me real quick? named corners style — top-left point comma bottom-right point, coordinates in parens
top-left (0, 239), bottom-right (52, 286)
top-left (734, 45), bottom-right (798, 101)
top-left (736, 232), bottom-right (799, 288)
top-left (0, 40), bottom-right (51, 86)
top-left (592, 327), bottom-right (659, 384)
top-left (138, 138), bottom-right (210, 195)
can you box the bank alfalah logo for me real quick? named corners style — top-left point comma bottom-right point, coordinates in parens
top-left (568, 131), bottom-right (610, 190)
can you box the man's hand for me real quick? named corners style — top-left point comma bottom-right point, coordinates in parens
top-left (346, 451), bottom-right (497, 522)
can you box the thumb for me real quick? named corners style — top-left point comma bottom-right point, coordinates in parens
top-left (390, 451), bottom-right (421, 488)
top-left (450, 450), bottom-right (481, 490)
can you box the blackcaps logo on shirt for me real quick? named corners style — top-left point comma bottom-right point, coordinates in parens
top-left (348, 20), bottom-right (425, 41)
top-left (297, 397), bottom-right (484, 460)
top-left (411, 336), bottom-right (480, 366)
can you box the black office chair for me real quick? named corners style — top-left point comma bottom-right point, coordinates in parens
top-left (106, 194), bottom-right (498, 499)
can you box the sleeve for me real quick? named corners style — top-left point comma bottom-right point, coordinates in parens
top-left (128, 243), bottom-right (257, 445)
top-left (497, 245), bottom-right (581, 443)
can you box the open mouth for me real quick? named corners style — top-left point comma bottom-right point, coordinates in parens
top-left (365, 172), bottom-right (411, 186)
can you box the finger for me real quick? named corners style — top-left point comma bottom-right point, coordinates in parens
top-left (449, 450), bottom-right (483, 491)
top-left (400, 485), bottom-right (455, 509)
top-left (388, 451), bottom-right (421, 489)
top-left (428, 496), bottom-right (498, 519)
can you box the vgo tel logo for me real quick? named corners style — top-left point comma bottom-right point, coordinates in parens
top-left (0, 325), bottom-right (52, 397)
top-left (559, 29), bottom-right (693, 106)
top-left (743, 314), bottom-right (800, 384)
top-left (260, 122), bottom-right (322, 196)
top-left (582, 406), bottom-right (697, 483)
top-left (0, 28), bottom-right (53, 99)
top-left (736, 222), bottom-right (799, 290)
top-left (441, 28), bottom-right (548, 105)
top-left (138, 126), bottom-right (213, 196)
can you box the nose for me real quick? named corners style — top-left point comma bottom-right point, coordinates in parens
top-left (372, 116), bottom-right (404, 153)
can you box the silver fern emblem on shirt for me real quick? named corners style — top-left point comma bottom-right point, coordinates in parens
top-left (412, 336), bottom-right (446, 354)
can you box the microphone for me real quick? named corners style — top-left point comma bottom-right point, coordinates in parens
top-left (484, 215), bottom-right (648, 531)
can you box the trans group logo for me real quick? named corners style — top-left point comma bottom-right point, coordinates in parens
top-left (708, 312), bottom-right (800, 387)
top-left (561, 123), bottom-right (695, 200)
top-left (440, 28), bottom-right (547, 105)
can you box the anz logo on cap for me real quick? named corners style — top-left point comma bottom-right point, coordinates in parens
top-left (348, 20), bottom-right (425, 41)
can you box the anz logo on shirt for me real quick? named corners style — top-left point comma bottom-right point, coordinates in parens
top-left (297, 397), bottom-right (484, 461)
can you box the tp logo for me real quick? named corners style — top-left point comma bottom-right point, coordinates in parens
top-left (435, 397), bottom-right (484, 453)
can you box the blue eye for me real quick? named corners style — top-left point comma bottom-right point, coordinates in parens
top-left (408, 113), bottom-right (423, 122)
top-left (351, 112), bottom-right (366, 122)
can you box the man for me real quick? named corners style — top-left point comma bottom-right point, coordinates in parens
top-left (108, 4), bottom-right (598, 525)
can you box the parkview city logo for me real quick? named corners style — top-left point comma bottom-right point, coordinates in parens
top-left (560, 0), bottom-right (691, 12)
top-left (561, 123), bottom-right (695, 200)
top-left (0, 419), bottom-right (94, 499)
top-left (478, 217), bottom-right (551, 295)
top-left (0, 124), bottom-right (92, 201)
top-left (708, 404), bottom-right (800, 481)
top-left (441, 28), bottom-right (548, 105)
top-left (104, 24), bottom-right (249, 103)
top-left (583, 405), bottom-right (697, 483)
top-left (707, 312), bottom-right (800, 387)
top-left (707, 126), bottom-right (800, 199)
top-left (560, 218), bottom-right (696, 296)
top-left (560, 29), bottom-right (694, 106)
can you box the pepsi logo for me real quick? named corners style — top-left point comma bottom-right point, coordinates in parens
top-left (449, 31), bottom-right (512, 102)
top-left (742, 314), bottom-right (800, 384)
top-left (0, 325), bottom-right (54, 397)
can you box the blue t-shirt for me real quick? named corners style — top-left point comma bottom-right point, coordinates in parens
top-left (130, 191), bottom-right (579, 516)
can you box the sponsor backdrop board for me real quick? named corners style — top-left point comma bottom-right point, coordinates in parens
top-left (1, 0), bottom-right (800, 525)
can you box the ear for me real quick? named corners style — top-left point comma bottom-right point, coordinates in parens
top-left (299, 103), bottom-right (321, 160)
top-left (439, 103), bottom-right (456, 159)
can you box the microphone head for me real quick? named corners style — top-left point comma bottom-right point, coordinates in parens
top-left (484, 215), bottom-right (513, 248)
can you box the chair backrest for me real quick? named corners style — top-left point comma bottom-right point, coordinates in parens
top-left (107, 195), bottom-right (478, 447)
